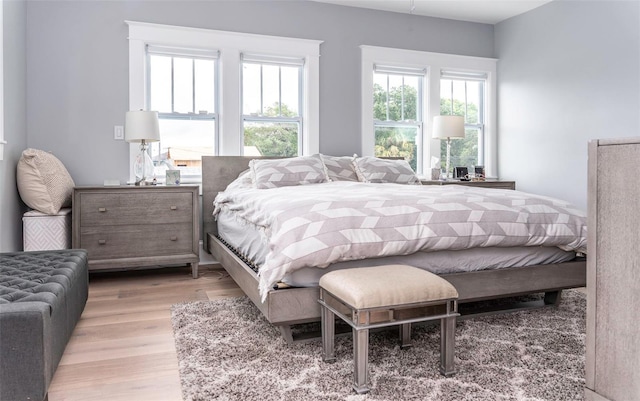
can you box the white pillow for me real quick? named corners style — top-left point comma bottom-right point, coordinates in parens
top-left (319, 154), bottom-right (359, 182)
top-left (352, 156), bottom-right (421, 185)
top-left (249, 155), bottom-right (328, 189)
top-left (17, 148), bottom-right (75, 214)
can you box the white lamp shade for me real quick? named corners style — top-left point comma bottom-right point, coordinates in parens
top-left (125, 110), bottom-right (160, 143)
top-left (432, 115), bottom-right (465, 139)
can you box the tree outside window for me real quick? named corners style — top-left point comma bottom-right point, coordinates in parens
top-left (242, 60), bottom-right (302, 157)
top-left (439, 77), bottom-right (485, 171)
top-left (373, 72), bottom-right (421, 172)
top-left (371, 73), bottom-right (485, 174)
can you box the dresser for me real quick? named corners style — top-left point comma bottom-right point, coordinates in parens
top-left (585, 138), bottom-right (640, 401)
top-left (72, 186), bottom-right (199, 278)
top-left (420, 180), bottom-right (516, 190)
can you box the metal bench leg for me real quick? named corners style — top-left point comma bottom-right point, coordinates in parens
top-left (399, 323), bottom-right (412, 348)
top-left (321, 305), bottom-right (336, 362)
top-left (440, 315), bottom-right (456, 376)
top-left (353, 327), bottom-right (370, 394)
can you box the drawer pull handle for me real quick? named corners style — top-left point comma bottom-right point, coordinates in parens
top-left (170, 236), bottom-right (178, 241)
top-left (98, 239), bottom-right (107, 245)
top-left (170, 206), bottom-right (177, 210)
top-left (98, 207), bottom-right (107, 212)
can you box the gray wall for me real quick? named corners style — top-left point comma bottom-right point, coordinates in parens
top-left (0, 0), bottom-right (27, 252)
top-left (495, 0), bottom-right (640, 211)
top-left (25, 0), bottom-right (494, 186)
top-left (11, 0), bottom-right (635, 250)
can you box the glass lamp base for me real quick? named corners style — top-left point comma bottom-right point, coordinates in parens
top-left (134, 150), bottom-right (155, 184)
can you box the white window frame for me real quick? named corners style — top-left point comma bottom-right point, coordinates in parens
top-left (0, 0), bottom-right (5, 161)
top-left (361, 46), bottom-right (497, 178)
top-left (146, 46), bottom-right (220, 183)
top-left (241, 54), bottom-right (304, 155)
top-left (373, 65), bottom-right (425, 173)
top-left (440, 71), bottom-right (488, 167)
top-left (127, 21), bottom-right (322, 182)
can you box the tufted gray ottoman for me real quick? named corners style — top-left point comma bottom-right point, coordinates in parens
top-left (0, 250), bottom-right (88, 401)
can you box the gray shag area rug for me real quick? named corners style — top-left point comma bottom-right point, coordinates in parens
top-left (171, 290), bottom-right (585, 401)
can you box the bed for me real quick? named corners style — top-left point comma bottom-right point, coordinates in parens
top-left (202, 156), bottom-right (587, 342)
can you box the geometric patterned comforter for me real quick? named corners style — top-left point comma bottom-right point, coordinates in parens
top-left (213, 181), bottom-right (587, 300)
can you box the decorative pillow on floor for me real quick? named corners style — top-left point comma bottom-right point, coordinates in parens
top-left (352, 156), bottom-right (421, 185)
top-left (250, 155), bottom-right (328, 189)
top-left (319, 154), bottom-right (359, 182)
top-left (17, 148), bottom-right (75, 215)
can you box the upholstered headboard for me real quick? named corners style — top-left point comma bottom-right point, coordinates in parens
top-left (201, 156), bottom-right (283, 252)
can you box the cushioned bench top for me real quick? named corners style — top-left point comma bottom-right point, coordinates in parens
top-left (319, 264), bottom-right (459, 309)
top-left (0, 250), bottom-right (88, 307)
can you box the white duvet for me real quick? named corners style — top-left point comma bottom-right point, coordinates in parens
top-left (213, 181), bottom-right (587, 300)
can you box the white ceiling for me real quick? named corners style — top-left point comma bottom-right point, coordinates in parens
top-left (310, 0), bottom-right (553, 24)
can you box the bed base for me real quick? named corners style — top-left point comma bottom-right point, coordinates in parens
top-left (208, 234), bottom-right (585, 343)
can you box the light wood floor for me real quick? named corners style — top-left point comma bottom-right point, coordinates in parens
top-left (48, 264), bottom-right (243, 401)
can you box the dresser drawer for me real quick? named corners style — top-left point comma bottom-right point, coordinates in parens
top-left (80, 223), bottom-right (193, 260)
top-left (79, 192), bottom-right (193, 226)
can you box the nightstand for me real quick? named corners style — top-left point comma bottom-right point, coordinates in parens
top-left (72, 185), bottom-right (199, 278)
top-left (421, 180), bottom-right (516, 190)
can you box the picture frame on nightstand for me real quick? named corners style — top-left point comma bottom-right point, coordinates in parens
top-left (454, 166), bottom-right (469, 180)
top-left (166, 170), bottom-right (181, 185)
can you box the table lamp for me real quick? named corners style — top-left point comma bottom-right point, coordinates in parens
top-left (432, 115), bottom-right (465, 180)
top-left (125, 110), bottom-right (160, 185)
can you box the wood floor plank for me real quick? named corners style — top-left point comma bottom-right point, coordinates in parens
top-left (75, 309), bottom-right (171, 328)
top-left (48, 263), bottom-right (239, 401)
top-left (69, 318), bottom-right (174, 342)
top-left (50, 352), bottom-right (179, 390)
top-left (59, 333), bottom-right (176, 365)
top-left (48, 375), bottom-right (183, 401)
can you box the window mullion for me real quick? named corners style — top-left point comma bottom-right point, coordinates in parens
top-left (171, 57), bottom-right (175, 113)
top-left (464, 81), bottom-right (468, 123)
top-left (374, 120), bottom-right (420, 128)
top-left (192, 59), bottom-right (196, 113)
top-left (386, 75), bottom-right (390, 121)
top-left (260, 64), bottom-right (264, 115)
top-left (278, 66), bottom-right (282, 116)
top-left (243, 115), bottom-right (301, 123)
top-left (401, 76), bottom-right (405, 121)
top-left (449, 80), bottom-right (454, 115)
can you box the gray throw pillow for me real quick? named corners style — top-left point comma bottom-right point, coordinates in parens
top-left (352, 156), bottom-right (421, 185)
top-left (250, 155), bottom-right (328, 189)
top-left (319, 154), bottom-right (358, 182)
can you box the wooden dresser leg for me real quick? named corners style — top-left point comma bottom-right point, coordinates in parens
top-left (191, 262), bottom-right (199, 279)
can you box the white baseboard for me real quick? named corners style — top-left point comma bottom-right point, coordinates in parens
top-left (199, 240), bottom-right (218, 265)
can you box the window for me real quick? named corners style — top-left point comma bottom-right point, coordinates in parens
top-left (361, 46), bottom-right (497, 178)
top-left (373, 65), bottom-right (424, 172)
top-left (439, 71), bottom-right (487, 170)
top-left (242, 55), bottom-right (303, 156)
top-left (147, 46), bottom-right (218, 183)
top-left (127, 21), bottom-right (322, 184)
